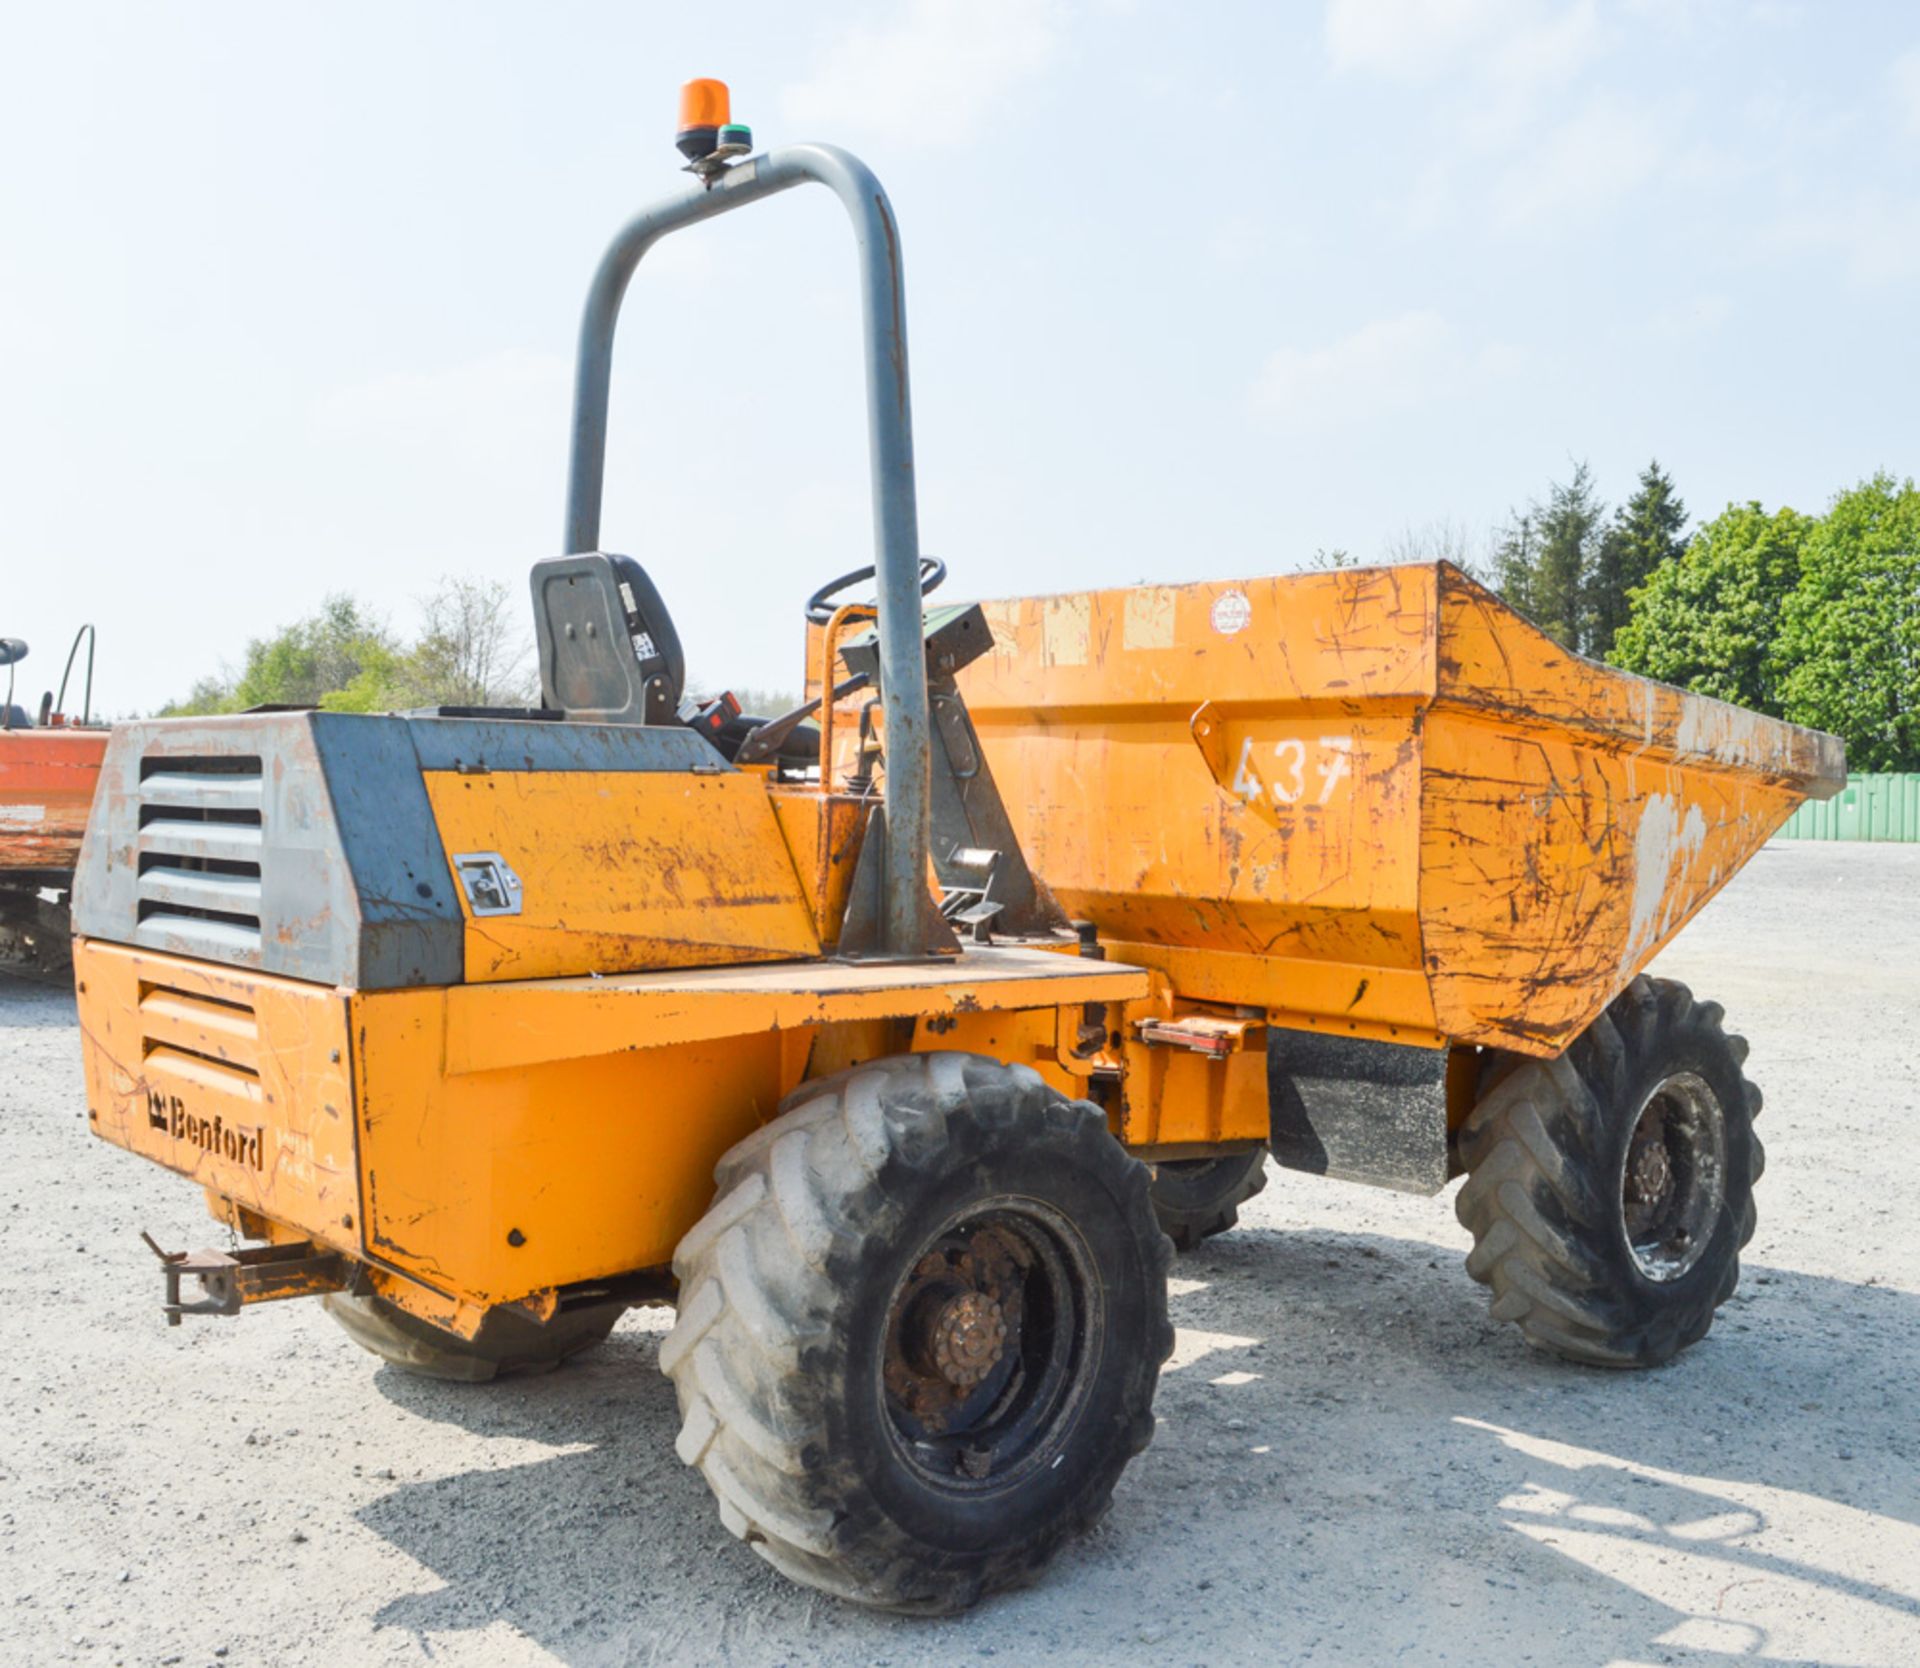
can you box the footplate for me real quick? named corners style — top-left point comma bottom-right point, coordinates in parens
top-left (142, 1233), bottom-right (352, 1325)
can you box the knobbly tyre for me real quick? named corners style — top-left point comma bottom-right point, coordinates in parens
top-left (69, 80), bottom-right (1843, 1613)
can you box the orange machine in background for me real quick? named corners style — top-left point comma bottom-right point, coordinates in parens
top-left (1, 630), bottom-right (106, 967)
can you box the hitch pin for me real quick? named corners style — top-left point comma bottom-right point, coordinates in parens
top-left (140, 1229), bottom-right (183, 1268)
top-left (140, 1228), bottom-right (240, 1326)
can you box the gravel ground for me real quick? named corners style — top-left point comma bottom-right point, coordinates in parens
top-left (2, 843), bottom-right (1916, 1668)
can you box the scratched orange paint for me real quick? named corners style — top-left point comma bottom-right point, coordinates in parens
top-left (963, 563), bottom-right (1842, 1057)
top-left (0, 728), bottom-right (107, 870)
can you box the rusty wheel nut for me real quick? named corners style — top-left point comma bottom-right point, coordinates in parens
top-left (930, 1291), bottom-right (1007, 1389)
top-left (1629, 1138), bottom-right (1671, 1203)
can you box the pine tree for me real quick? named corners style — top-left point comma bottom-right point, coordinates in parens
top-left (1493, 463), bottom-right (1605, 651)
top-left (1592, 460), bottom-right (1688, 661)
top-left (1537, 463), bottom-right (1605, 651)
top-left (1491, 510), bottom-right (1540, 620)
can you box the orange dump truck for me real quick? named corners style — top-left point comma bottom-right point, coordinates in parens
top-left (68, 99), bottom-right (1844, 1615)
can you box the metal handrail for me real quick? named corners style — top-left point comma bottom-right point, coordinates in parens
top-left (817, 603), bottom-right (877, 788)
top-left (56, 623), bottom-right (96, 724)
top-left (562, 144), bottom-right (939, 959)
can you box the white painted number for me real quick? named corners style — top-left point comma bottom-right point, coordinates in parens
top-left (1272, 738), bottom-right (1306, 804)
top-left (1231, 736), bottom-right (1261, 801)
top-left (1315, 735), bottom-right (1352, 805)
top-left (1230, 735), bottom-right (1355, 811)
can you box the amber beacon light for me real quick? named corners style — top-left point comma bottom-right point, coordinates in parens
top-left (676, 77), bottom-right (752, 166)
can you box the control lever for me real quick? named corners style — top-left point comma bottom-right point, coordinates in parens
top-left (734, 672), bottom-right (870, 765)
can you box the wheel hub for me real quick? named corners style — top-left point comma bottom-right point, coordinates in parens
top-left (1627, 1129), bottom-right (1672, 1204)
top-left (1619, 1071), bottom-right (1727, 1283)
top-left (930, 1291), bottom-right (1007, 1388)
top-left (880, 1203), bottom-right (1093, 1492)
top-left (885, 1226), bottom-right (1027, 1430)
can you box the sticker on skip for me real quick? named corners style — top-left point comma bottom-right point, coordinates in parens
top-left (1210, 590), bottom-right (1252, 636)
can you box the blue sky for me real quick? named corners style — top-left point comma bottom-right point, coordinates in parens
top-left (3, 0), bottom-right (1916, 715)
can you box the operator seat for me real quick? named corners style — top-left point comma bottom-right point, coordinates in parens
top-left (530, 553), bottom-right (685, 726)
top-left (0, 636), bottom-right (30, 730)
top-left (527, 552), bottom-right (824, 768)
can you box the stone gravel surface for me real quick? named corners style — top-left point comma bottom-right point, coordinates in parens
top-left (1, 842), bottom-right (1915, 1667)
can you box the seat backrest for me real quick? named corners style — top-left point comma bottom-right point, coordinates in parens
top-left (530, 552), bottom-right (686, 725)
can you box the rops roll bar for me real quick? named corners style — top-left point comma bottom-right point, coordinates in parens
top-left (562, 144), bottom-right (946, 961)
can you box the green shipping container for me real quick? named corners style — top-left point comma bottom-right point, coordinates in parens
top-left (1775, 773), bottom-right (1920, 841)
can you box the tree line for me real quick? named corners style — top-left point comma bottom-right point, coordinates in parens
top-left (1483, 463), bottom-right (1919, 772)
top-left (164, 578), bottom-right (537, 716)
top-left (161, 577), bottom-right (797, 719)
top-left (164, 469), bottom-right (1918, 772)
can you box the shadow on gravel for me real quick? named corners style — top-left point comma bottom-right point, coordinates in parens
top-left (353, 1226), bottom-right (1920, 1667)
top-left (0, 970), bottom-right (77, 1027)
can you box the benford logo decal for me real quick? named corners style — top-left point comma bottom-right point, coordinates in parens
top-left (147, 1088), bottom-right (266, 1171)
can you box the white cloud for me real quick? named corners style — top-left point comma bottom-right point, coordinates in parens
top-left (1326, 0), bottom-right (1613, 184)
top-left (1770, 189), bottom-right (1920, 284)
top-left (1619, 0), bottom-right (1795, 32)
top-left (1492, 95), bottom-right (1666, 228)
top-left (1325, 0), bottom-right (1506, 78)
top-left (1894, 48), bottom-right (1920, 136)
top-left (1324, 0), bottom-right (1599, 93)
top-left (1486, 0), bottom-right (1601, 92)
top-left (781, 0), bottom-right (1066, 148)
top-left (1250, 310), bottom-right (1521, 430)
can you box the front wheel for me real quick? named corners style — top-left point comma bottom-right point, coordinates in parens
top-left (661, 1052), bottom-right (1173, 1613)
top-left (1455, 976), bottom-right (1761, 1368)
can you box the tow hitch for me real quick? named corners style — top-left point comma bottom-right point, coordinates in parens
top-left (141, 1233), bottom-right (352, 1325)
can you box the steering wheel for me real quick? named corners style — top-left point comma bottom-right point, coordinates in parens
top-left (805, 556), bottom-right (946, 625)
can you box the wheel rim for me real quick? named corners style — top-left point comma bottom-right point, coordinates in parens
top-left (1619, 1070), bottom-right (1727, 1282)
top-left (881, 1198), bottom-right (1098, 1491)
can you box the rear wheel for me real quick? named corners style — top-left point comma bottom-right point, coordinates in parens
top-left (1455, 976), bottom-right (1760, 1368)
top-left (662, 1052), bottom-right (1173, 1614)
top-left (1149, 1149), bottom-right (1268, 1251)
top-left (322, 1292), bottom-right (625, 1383)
